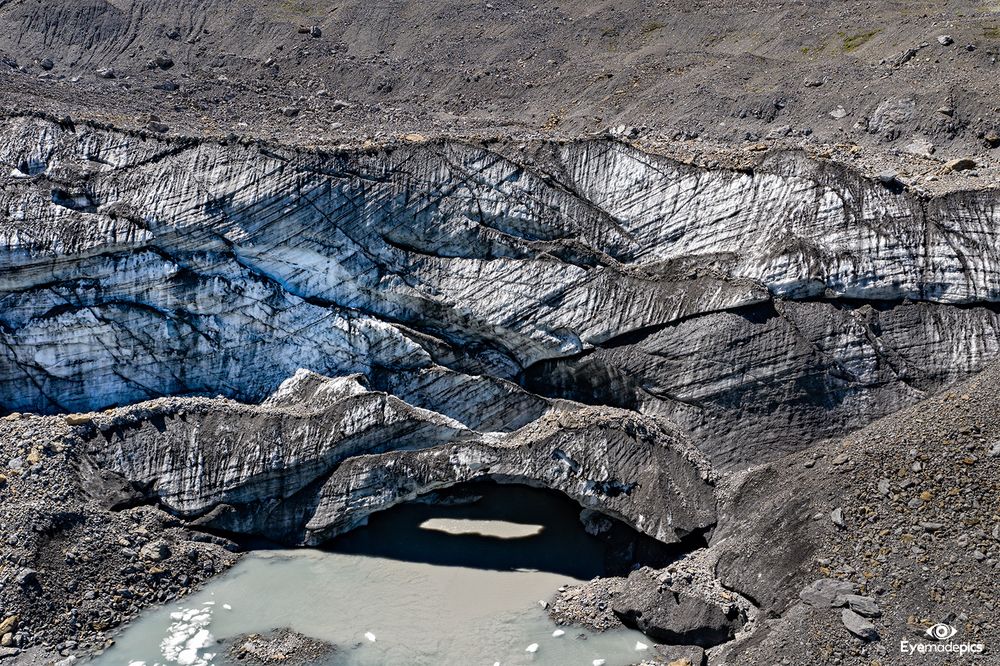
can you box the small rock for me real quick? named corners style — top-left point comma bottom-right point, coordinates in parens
top-left (147, 121), bottom-right (169, 134)
top-left (831, 453), bottom-right (850, 465)
top-left (799, 578), bottom-right (855, 607)
top-left (40, 58), bottom-right (54, 70)
top-left (877, 479), bottom-right (891, 496)
top-left (937, 35), bottom-right (953, 45)
top-left (829, 107), bottom-right (848, 119)
top-left (64, 413), bottom-right (92, 426)
top-left (831, 507), bottom-right (846, 528)
top-left (942, 158), bottom-right (977, 173)
top-left (896, 47), bottom-right (920, 66)
top-left (838, 594), bottom-right (881, 617)
top-left (279, 106), bottom-right (300, 118)
top-left (919, 522), bottom-right (943, 532)
top-left (766, 124), bottom-right (792, 139)
top-left (0, 647), bottom-right (20, 659)
top-left (0, 618), bottom-right (16, 636)
top-left (905, 137), bottom-right (935, 157)
top-left (15, 569), bottom-right (37, 587)
top-left (985, 130), bottom-right (1000, 148)
top-left (842, 609), bottom-right (879, 641)
top-left (95, 68), bottom-right (115, 79)
top-left (877, 170), bottom-right (899, 186)
top-left (309, 25), bottom-right (322, 38)
top-left (139, 541), bottom-right (171, 562)
top-left (152, 54), bottom-right (174, 69)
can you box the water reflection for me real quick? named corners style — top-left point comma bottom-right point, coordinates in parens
top-left (327, 483), bottom-right (610, 579)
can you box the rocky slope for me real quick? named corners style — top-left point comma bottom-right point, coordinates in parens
top-left (3, 0), bottom-right (1000, 181)
top-left (3, 5), bottom-right (1000, 660)
top-left (2, 109), bottom-right (1000, 664)
top-left (547, 362), bottom-right (1000, 665)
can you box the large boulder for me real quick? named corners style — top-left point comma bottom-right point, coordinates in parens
top-left (612, 567), bottom-right (744, 647)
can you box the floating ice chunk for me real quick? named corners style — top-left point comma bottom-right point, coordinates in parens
top-left (592, 660), bottom-right (606, 666)
top-left (178, 647), bottom-right (200, 665)
top-left (128, 662), bottom-right (147, 666)
top-left (160, 606), bottom-right (215, 666)
top-left (222, 604), bottom-right (232, 610)
top-left (364, 632), bottom-right (376, 642)
top-left (551, 629), bottom-right (564, 637)
top-left (525, 643), bottom-right (539, 653)
top-left (635, 640), bottom-right (648, 650)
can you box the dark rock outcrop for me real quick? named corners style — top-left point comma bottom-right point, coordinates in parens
top-left (228, 629), bottom-right (334, 665)
top-left (612, 567), bottom-right (745, 647)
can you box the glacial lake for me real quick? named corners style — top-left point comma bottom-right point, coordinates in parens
top-left (91, 484), bottom-right (653, 666)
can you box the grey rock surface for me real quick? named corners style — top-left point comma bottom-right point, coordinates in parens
top-left (841, 608), bottom-right (879, 641)
top-left (611, 567), bottom-right (744, 647)
top-left (798, 578), bottom-right (857, 608)
top-left (837, 594), bottom-right (881, 618)
top-left (228, 628), bottom-right (334, 665)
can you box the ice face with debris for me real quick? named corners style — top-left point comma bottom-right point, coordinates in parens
top-left (76, 369), bottom-right (716, 546)
top-left (3, 116), bottom-right (1000, 466)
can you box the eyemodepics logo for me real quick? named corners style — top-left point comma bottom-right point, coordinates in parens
top-left (900, 622), bottom-right (986, 656)
top-left (925, 623), bottom-right (958, 640)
